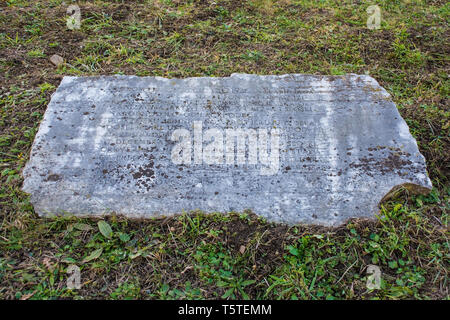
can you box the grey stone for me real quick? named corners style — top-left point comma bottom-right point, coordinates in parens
top-left (49, 54), bottom-right (64, 67)
top-left (22, 74), bottom-right (432, 226)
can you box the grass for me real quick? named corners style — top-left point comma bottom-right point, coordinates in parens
top-left (0, 0), bottom-right (448, 299)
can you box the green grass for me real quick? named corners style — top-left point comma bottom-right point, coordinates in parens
top-left (0, 0), bottom-right (448, 299)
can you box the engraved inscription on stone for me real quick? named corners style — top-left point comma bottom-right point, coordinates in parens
top-left (22, 74), bottom-right (432, 226)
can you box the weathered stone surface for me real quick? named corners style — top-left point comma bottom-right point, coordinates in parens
top-left (22, 74), bottom-right (432, 226)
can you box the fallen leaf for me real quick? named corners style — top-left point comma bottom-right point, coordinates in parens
top-left (82, 248), bottom-right (103, 263)
top-left (20, 291), bottom-right (36, 300)
top-left (42, 257), bottom-right (53, 271)
top-left (74, 223), bottom-right (93, 231)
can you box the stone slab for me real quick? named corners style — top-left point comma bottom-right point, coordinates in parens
top-left (22, 74), bottom-right (432, 226)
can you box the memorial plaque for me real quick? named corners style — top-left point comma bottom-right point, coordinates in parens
top-left (22, 74), bottom-right (432, 225)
